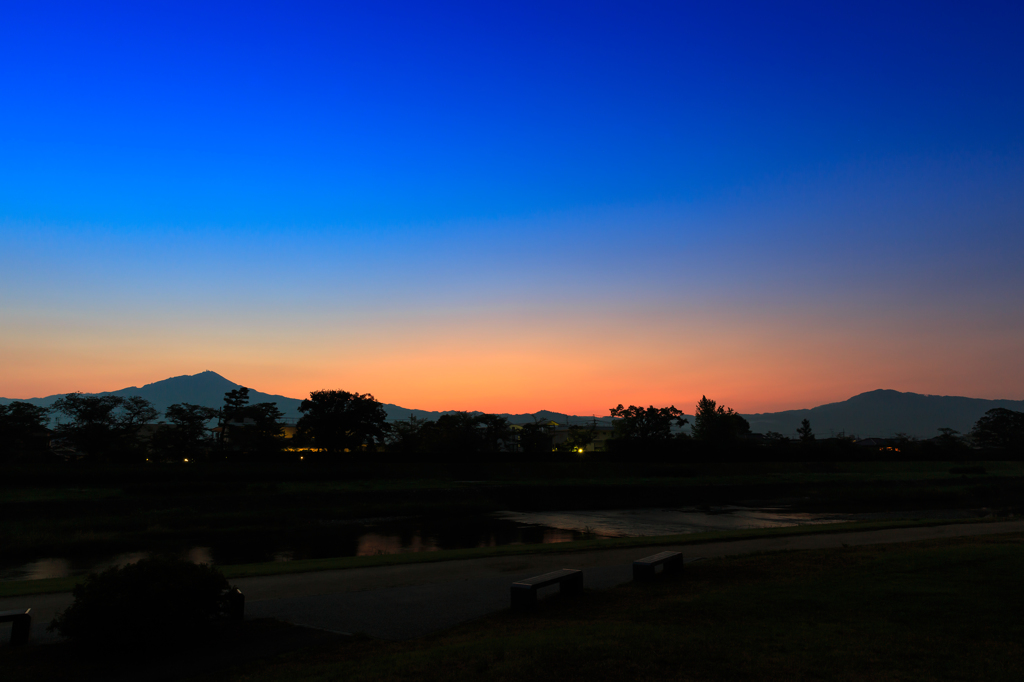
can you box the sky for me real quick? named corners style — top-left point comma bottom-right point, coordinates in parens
top-left (2, 1), bottom-right (1023, 415)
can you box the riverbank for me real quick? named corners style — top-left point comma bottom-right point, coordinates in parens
top-left (3, 460), bottom-right (1021, 575)
top-left (3, 524), bottom-right (1022, 681)
top-left (0, 515), bottom-right (1013, 599)
top-left (231, 530), bottom-right (1024, 682)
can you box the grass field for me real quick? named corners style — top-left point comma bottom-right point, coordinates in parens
top-left (212, 532), bottom-right (1024, 682)
top-left (3, 532), bottom-right (1021, 681)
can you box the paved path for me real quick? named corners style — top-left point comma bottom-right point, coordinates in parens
top-left (4, 520), bottom-right (1023, 645)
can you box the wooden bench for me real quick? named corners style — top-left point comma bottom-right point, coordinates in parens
top-left (633, 551), bottom-right (683, 581)
top-left (510, 569), bottom-right (583, 610)
top-left (0, 608), bottom-right (31, 646)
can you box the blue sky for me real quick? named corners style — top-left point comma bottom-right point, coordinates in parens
top-left (2, 1), bottom-right (1022, 413)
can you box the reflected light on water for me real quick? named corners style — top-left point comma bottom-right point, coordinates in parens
top-left (2, 508), bottom-right (984, 582)
top-left (1, 550), bottom-right (203, 582)
top-left (474, 528), bottom-right (581, 548)
top-left (187, 547), bottom-right (213, 565)
top-left (540, 528), bottom-right (579, 543)
top-left (493, 507), bottom-right (887, 537)
top-left (0, 558), bottom-right (73, 581)
top-left (91, 552), bottom-right (150, 573)
top-left (356, 533), bottom-right (441, 556)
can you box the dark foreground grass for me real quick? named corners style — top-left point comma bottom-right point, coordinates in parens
top-left (212, 533), bottom-right (1024, 682)
top-left (3, 533), bottom-right (1022, 681)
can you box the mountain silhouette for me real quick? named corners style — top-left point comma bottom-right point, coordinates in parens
top-left (743, 389), bottom-right (1024, 439)
top-left (0, 371), bottom-right (305, 421)
top-left (2, 373), bottom-right (1022, 437)
top-left (0, 372), bottom-right (615, 426)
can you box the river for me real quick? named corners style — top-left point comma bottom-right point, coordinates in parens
top-left (0, 506), bottom-right (986, 581)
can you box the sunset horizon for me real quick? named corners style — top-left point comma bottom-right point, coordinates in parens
top-left (2, 3), bottom-right (1023, 673)
top-left (3, 366), bottom-right (1021, 419)
top-left (2, 1), bottom-right (1022, 416)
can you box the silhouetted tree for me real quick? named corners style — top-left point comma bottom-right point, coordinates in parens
top-left (0, 402), bottom-right (51, 462)
top-left (217, 387), bottom-right (251, 450)
top-left (154, 403), bottom-right (219, 462)
top-left (222, 387), bottom-right (251, 416)
top-left (558, 423), bottom-right (597, 456)
top-left (931, 427), bottom-right (968, 457)
top-left (477, 414), bottom-right (514, 453)
top-left (723, 409), bottom-right (751, 440)
top-left (797, 419), bottom-right (815, 443)
top-left (516, 419), bottom-right (555, 456)
top-left (692, 396), bottom-right (750, 443)
top-left (692, 396), bottom-right (717, 441)
top-left (122, 396), bottom-right (160, 431)
top-left (404, 412), bottom-right (516, 459)
top-left (297, 390), bottom-right (390, 457)
top-left (387, 415), bottom-right (431, 456)
top-left (610, 404), bottom-right (687, 441)
top-left (421, 412), bottom-right (483, 457)
top-left (234, 402), bottom-right (287, 460)
top-left (51, 393), bottom-right (158, 461)
top-left (970, 408), bottom-right (1024, 450)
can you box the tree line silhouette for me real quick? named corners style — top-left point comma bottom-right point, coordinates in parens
top-left (1, 388), bottom-right (1022, 464)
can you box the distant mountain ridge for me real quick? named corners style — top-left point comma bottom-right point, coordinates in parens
top-left (2, 372), bottom-right (1022, 438)
top-left (0, 371), bottom-right (306, 421)
top-left (743, 389), bottom-right (1024, 440)
top-left (0, 371), bottom-right (615, 427)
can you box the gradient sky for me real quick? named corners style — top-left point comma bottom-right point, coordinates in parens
top-left (2, 1), bottom-right (1023, 415)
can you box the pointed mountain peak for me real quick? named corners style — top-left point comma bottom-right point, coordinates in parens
top-left (137, 371), bottom-right (238, 391)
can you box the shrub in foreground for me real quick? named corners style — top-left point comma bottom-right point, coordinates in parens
top-left (50, 556), bottom-right (233, 647)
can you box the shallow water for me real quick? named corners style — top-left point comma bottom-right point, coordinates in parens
top-left (0, 517), bottom-right (583, 581)
top-left (1, 506), bottom-right (985, 582)
top-left (495, 506), bottom-right (989, 538)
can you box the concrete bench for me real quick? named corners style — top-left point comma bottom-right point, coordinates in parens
top-left (633, 551), bottom-right (683, 581)
top-left (511, 569), bottom-right (583, 610)
top-left (0, 608), bottom-right (31, 645)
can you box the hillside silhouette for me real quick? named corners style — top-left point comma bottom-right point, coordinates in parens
top-left (744, 389), bottom-right (1024, 439)
top-left (0, 371), bottom-right (305, 420)
top-left (3, 372), bottom-right (1022, 438)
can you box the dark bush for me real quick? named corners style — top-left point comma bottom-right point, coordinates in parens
top-left (49, 556), bottom-right (233, 647)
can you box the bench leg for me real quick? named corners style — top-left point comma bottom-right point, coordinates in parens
top-left (561, 571), bottom-right (583, 596)
top-left (10, 614), bottom-right (31, 646)
top-left (633, 563), bottom-right (655, 582)
top-left (511, 586), bottom-right (536, 611)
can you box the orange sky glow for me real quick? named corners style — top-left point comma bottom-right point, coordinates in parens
top-left (4, 302), bottom-right (1022, 415)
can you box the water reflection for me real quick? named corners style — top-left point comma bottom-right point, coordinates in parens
top-left (187, 547), bottom-right (213, 565)
top-left (0, 515), bottom-right (592, 580)
top-left (0, 507), bottom-right (985, 582)
top-left (6, 558), bottom-right (71, 582)
top-left (1, 551), bottom-right (149, 582)
top-left (356, 533), bottom-right (440, 556)
top-left (495, 506), bottom-right (987, 537)
top-left (493, 506), bottom-right (856, 537)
